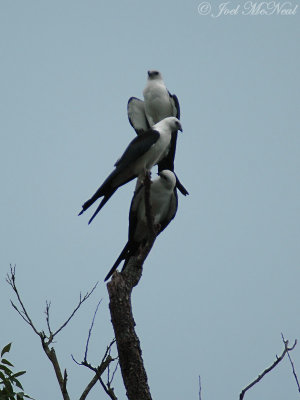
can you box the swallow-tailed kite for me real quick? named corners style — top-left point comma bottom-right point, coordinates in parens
top-left (78, 117), bottom-right (182, 224)
top-left (127, 70), bottom-right (188, 196)
top-left (104, 170), bottom-right (178, 281)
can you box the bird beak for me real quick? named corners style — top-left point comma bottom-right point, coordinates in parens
top-left (147, 70), bottom-right (151, 77)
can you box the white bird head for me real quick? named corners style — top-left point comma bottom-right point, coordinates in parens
top-left (153, 116), bottom-right (183, 133)
top-left (158, 170), bottom-right (177, 190)
top-left (147, 70), bottom-right (163, 81)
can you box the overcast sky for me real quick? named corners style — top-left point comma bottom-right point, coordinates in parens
top-left (1, 1), bottom-right (300, 399)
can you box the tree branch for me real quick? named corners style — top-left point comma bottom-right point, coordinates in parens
top-left (76, 355), bottom-right (117, 400)
top-left (51, 282), bottom-right (98, 341)
top-left (7, 265), bottom-right (99, 400)
top-left (40, 333), bottom-right (71, 400)
top-left (239, 338), bottom-right (297, 400)
top-left (84, 300), bottom-right (102, 361)
top-left (281, 333), bottom-right (300, 393)
top-left (6, 265), bottom-right (40, 336)
top-left (107, 172), bottom-right (156, 400)
top-left (73, 301), bottom-right (118, 400)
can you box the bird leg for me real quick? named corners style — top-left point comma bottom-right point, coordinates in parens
top-left (139, 169), bottom-right (152, 186)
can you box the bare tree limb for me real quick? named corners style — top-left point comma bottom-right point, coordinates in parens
top-left (7, 265), bottom-right (99, 400)
top-left (51, 282), bottom-right (98, 341)
top-left (40, 333), bottom-right (71, 400)
top-left (84, 300), bottom-right (102, 361)
top-left (73, 301), bottom-right (118, 400)
top-left (107, 172), bottom-right (156, 400)
top-left (107, 358), bottom-right (119, 388)
top-left (7, 265), bottom-right (40, 336)
top-left (281, 333), bottom-right (300, 393)
top-left (79, 374), bottom-right (99, 400)
top-left (239, 338), bottom-right (297, 400)
top-left (98, 373), bottom-right (118, 400)
top-left (45, 300), bottom-right (52, 337)
top-left (76, 355), bottom-right (117, 400)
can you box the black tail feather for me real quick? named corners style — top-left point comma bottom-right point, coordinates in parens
top-left (176, 176), bottom-right (189, 196)
top-left (104, 242), bottom-right (130, 281)
top-left (88, 194), bottom-right (112, 224)
top-left (78, 194), bottom-right (102, 217)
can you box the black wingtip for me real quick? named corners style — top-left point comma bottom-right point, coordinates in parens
top-left (87, 196), bottom-right (110, 224)
top-left (78, 209), bottom-right (84, 216)
top-left (104, 264), bottom-right (118, 282)
top-left (179, 187), bottom-right (189, 196)
top-left (176, 178), bottom-right (189, 196)
top-left (88, 214), bottom-right (96, 225)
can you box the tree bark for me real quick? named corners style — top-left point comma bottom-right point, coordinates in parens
top-left (107, 259), bottom-right (153, 400)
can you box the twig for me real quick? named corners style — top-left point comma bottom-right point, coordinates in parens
top-left (73, 300), bottom-right (118, 400)
top-left (7, 265), bottom-right (40, 336)
top-left (198, 375), bottom-right (202, 400)
top-left (109, 360), bottom-right (119, 387)
top-left (239, 338), bottom-right (297, 400)
top-left (98, 373), bottom-right (118, 400)
top-left (52, 282), bottom-right (98, 340)
top-left (7, 265), bottom-right (98, 400)
top-left (281, 333), bottom-right (300, 393)
top-left (40, 336), bottom-right (71, 400)
top-left (45, 300), bottom-right (52, 336)
top-left (84, 300), bottom-right (102, 361)
top-left (74, 354), bottom-right (118, 400)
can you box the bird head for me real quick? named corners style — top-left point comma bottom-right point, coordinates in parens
top-left (147, 70), bottom-right (163, 80)
top-left (158, 170), bottom-right (177, 190)
top-left (153, 116), bottom-right (183, 134)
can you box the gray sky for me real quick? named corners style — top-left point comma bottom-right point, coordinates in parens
top-left (1, 1), bottom-right (300, 399)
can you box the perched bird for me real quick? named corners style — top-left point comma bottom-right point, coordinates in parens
top-left (78, 117), bottom-right (182, 224)
top-left (127, 70), bottom-right (188, 196)
top-left (127, 71), bottom-right (180, 133)
top-left (104, 170), bottom-right (178, 281)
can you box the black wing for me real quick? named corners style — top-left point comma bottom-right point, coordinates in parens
top-left (159, 188), bottom-right (178, 233)
top-left (169, 92), bottom-right (180, 119)
top-left (115, 129), bottom-right (159, 169)
top-left (158, 92), bottom-right (180, 171)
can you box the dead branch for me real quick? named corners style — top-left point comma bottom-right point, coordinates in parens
top-left (75, 355), bottom-right (117, 400)
top-left (107, 172), bottom-right (156, 400)
top-left (51, 282), bottom-right (98, 341)
top-left (239, 338), bottom-right (297, 400)
top-left (281, 333), bottom-right (300, 393)
top-left (7, 265), bottom-right (99, 400)
top-left (40, 335), bottom-right (70, 400)
top-left (7, 265), bottom-right (40, 336)
top-left (72, 301), bottom-right (118, 400)
top-left (84, 300), bottom-right (102, 361)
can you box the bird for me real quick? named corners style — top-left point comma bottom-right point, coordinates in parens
top-left (104, 170), bottom-right (178, 281)
top-left (127, 70), bottom-right (188, 196)
top-left (78, 117), bottom-right (182, 224)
